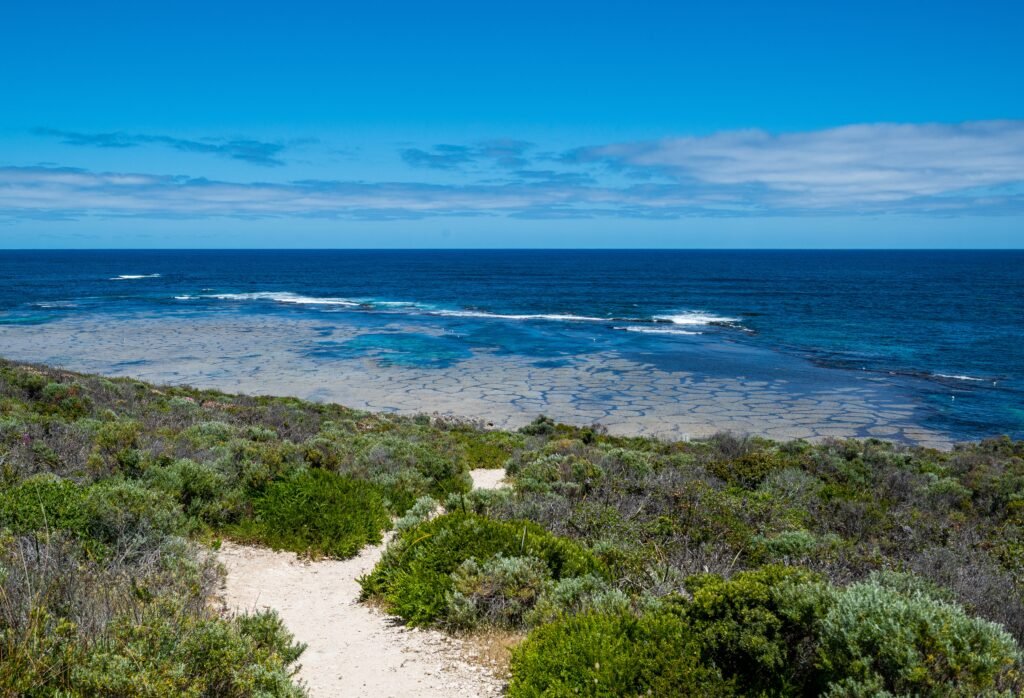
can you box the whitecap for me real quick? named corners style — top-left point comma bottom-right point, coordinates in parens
top-left (429, 309), bottom-right (607, 322)
top-left (933, 373), bottom-right (986, 382)
top-left (202, 292), bottom-right (360, 307)
top-left (615, 325), bottom-right (702, 336)
top-left (111, 273), bottom-right (161, 280)
top-left (652, 311), bottom-right (741, 326)
top-left (34, 301), bottom-right (78, 309)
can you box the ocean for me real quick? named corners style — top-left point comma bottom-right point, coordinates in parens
top-left (1, 249), bottom-right (1021, 444)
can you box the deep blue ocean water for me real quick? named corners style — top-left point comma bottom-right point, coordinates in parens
top-left (1, 250), bottom-right (1021, 441)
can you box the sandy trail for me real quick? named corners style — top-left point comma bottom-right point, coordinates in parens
top-left (218, 468), bottom-right (509, 697)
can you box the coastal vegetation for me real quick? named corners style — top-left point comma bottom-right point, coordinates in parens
top-left (1, 358), bottom-right (1023, 695)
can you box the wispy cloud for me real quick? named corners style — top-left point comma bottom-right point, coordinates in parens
top-left (0, 165), bottom-right (722, 220)
top-left (5, 121), bottom-right (1024, 221)
top-left (401, 139), bottom-right (533, 170)
top-left (400, 144), bottom-right (475, 169)
top-left (565, 121), bottom-right (1024, 210)
top-left (33, 128), bottom-right (290, 166)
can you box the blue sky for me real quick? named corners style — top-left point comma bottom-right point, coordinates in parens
top-left (1, 0), bottom-right (1022, 248)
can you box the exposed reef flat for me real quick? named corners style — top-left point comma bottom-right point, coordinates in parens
top-left (0, 312), bottom-right (951, 449)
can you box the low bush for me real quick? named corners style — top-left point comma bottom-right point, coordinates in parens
top-left (508, 565), bottom-right (1024, 696)
top-left (1, 602), bottom-right (307, 697)
top-left (508, 609), bottom-right (733, 697)
top-left (818, 572), bottom-right (1023, 696)
top-left (360, 512), bottom-right (600, 626)
top-left (446, 555), bottom-right (550, 629)
top-left (0, 475), bottom-right (88, 537)
top-left (525, 573), bottom-right (630, 627)
top-left (682, 565), bottom-right (832, 694)
top-left (231, 468), bottom-right (390, 558)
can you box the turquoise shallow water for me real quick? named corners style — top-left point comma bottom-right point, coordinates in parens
top-left (1, 249), bottom-right (1021, 441)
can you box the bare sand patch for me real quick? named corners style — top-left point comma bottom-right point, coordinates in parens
top-left (217, 470), bottom-right (511, 697)
top-left (469, 468), bottom-right (508, 490)
top-left (218, 540), bottom-right (504, 697)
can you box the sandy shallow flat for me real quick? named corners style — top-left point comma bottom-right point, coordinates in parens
top-left (217, 469), bottom-right (511, 697)
top-left (0, 313), bottom-right (953, 449)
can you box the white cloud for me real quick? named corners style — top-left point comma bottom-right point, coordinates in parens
top-left (568, 121), bottom-right (1024, 210)
top-left (2, 121), bottom-right (1023, 221)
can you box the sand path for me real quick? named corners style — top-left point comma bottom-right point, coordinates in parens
top-left (218, 469), bottom-right (509, 697)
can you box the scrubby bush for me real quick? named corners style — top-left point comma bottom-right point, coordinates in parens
top-left (526, 573), bottom-right (630, 626)
top-left (146, 458), bottom-right (230, 523)
top-left (360, 512), bottom-right (600, 626)
top-left (818, 572), bottom-right (1023, 696)
top-left (446, 555), bottom-right (550, 628)
top-left (39, 381), bottom-right (91, 419)
top-left (232, 468), bottom-right (390, 558)
top-left (449, 429), bottom-right (523, 469)
top-left (0, 475), bottom-right (88, 537)
top-left (443, 486), bottom-right (511, 516)
top-left (1, 602), bottom-right (307, 697)
top-left (683, 565), bottom-right (831, 694)
top-left (508, 609), bottom-right (732, 697)
top-left (509, 565), bottom-right (1024, 696)
top-left (394, 495), bottom-right (439, 531)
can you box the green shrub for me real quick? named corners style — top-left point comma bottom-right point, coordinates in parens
top-left (360, 512), bottom-right (600, 626)
top-left (519, 415), bottom-right (556, 436)
top-left (817, 574), bottom-right (1023, 696)
top-left (232, 468), bottom-right (390, 558)
top-left (39, 381), bottom-right (91, 419)
top-left (0, 476), bottom-right (182, 558)
top-left (181, 420), bottom-right (238, 446)
top-left (394, 495), bottom-right (438, 531)
top-left (683, 565), bottom-right (832, 695)
top-left (749, 529), bottom-right (843, 565)
top-left (82, 479), bottom-right (184, 551)
top-left (450, 429), bottom-right (523, 469)
top-left (146, 458), bottom-right (229, 523)
top-left (526, 573), bottom-right (630, 626)
top-left (443, 487), bottom-right (511, 516)
top-left (508, 609), bottom-right (733, 697)
top-left (343, 434), bottom-right (472, 511)
top-left (0, 604), bottom-right (307, 697)
top-left (709, 449), bottom-right (788, 488)
top-left (446, 555), bottom-right (551, 629)
top-left (0, 475), bottom-right (88, 537)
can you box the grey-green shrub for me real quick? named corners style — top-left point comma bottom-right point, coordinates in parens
top-left (394, 495), bottom-right (438, 531)
top-left (526, 573), bottom-right (630, 626)
top-left (446, 555), bottom-right (550, 628)
top-left (817, 574), bottom-right (1023, 695)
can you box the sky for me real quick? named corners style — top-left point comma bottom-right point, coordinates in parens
top-left (1, 0), bottom-right (1022, 248)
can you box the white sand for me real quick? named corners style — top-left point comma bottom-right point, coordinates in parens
top-left (469, 468), bottom-right (507, 490)
top-left (218, 469), bottom-right (511, 697)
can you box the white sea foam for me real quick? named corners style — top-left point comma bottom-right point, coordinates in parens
top-left (933, 373), bottom-right (986, 382)
top-left (372, 301), bottom-right (421, 308)
top-left (653, 312), bottom-right (740, 326)
top-left (429, 309), bottom-right (607, 322)
top-left (615, 325), bottom-right (701, 336)
top-left (202, 292), bottom-right (360, 307)
top-left (34, 301), bottom-right (78, 309)
top-left (173, 295), bottom-right (195, 301)
top-left (194, 292), bottom-right (730, 329)
top-left (111, 274), bottom-right (161, 280)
